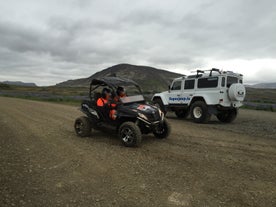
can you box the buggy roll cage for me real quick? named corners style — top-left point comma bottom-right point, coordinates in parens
top-left (89, 77), bottom-right (142, 100)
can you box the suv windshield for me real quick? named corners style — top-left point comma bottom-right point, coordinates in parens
top-left (227, 76), bottom-right (238, 88)
top-left (171, 81), bottom-right (182, 90)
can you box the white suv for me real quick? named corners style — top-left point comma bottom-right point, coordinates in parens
top-left (152, 68), bottom-right (246, 123)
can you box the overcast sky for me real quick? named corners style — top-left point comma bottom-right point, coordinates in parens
top-left (0, 0), bottom-right (275, 86)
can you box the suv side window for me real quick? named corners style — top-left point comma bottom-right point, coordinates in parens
top-left (184, 79), bottom-right (195, 89)
top-left (171, 81), bottom-right (182, 90)
top-left (227, 76), bottom-right (238, 88)
top-left (198, 77), bottom-right (218, 88)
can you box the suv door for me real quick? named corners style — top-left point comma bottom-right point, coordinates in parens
top-left (167, 80), bottom-right (183, 105)
top-left (183, 79), bottom-right (195, 104)
top-left (197, 76), bottom-right (220, 105)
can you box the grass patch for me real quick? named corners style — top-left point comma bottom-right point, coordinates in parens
top-left (1, 85), bottom-right (276, 110)
top-left (0, 94), bottom-right (81, 106)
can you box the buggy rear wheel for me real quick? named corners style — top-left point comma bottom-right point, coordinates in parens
top-left (119, 122), bottom-right (142, 147)
top-left (153, 118), bottom-right (171, 139)
top-left (74, 116), bottom-right (92, 137)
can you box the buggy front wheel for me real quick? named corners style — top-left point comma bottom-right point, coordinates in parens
top-left (119, 122), bottom-right (142, 147)
top-left (153, 118), bottom-right (171, 139)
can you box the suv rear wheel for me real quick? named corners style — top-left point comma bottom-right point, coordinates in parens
top-left (190, 101), bottom-right (211, 123)
top-left (217, 109), bottom-right (238, 123)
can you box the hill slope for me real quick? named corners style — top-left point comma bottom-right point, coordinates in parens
top-left (2, 81), bottom-right (37, 87)
top-left (57, 64), bottom-right (183, 92)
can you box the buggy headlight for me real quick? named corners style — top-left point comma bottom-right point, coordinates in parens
top-left (138, 113), bottom-right (148, 121)
top-left (158, 109), bottom-right (163, 116)
top-left (158, 109), bottom-right (164, 120)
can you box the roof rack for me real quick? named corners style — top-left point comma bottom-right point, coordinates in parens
top-left (190, 68), bottom-right (221, 78)
top-left (196, 70), bottom-right (205, 77)
top-left (209, 68), bottom-right (221, 76)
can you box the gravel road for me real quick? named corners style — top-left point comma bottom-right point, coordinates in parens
top-left (0, 97), bottom-right (276, 207)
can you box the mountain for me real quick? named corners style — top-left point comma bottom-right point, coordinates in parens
top-left (2, 81), bottom-right (37, 87)
top-left (246, 82), bottom-right (276, 89)
top-left (57, 63), bottom-right (184, 92)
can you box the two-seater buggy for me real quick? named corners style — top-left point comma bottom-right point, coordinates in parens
top-left (74, 77), bottom-right (171, 147)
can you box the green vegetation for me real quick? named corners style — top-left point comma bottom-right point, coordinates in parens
top-left (0, 85), bottom-right (87, 106)
top-left (1, 81), bottom-right (276, 111)
top-left (241, 104), bottom-right (275, 112)
top-left (245, 87), bottom-right (276, 104)
top-left (0, 85), bottom-right (88, 95)
top-left (242, 87), bottom-right (276, 112)
top-left (0, 94), bottom-right (80, 106)
top-left (0, 83), bottom-right (12, 89)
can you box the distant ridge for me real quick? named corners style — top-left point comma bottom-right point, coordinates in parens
top-left (57, 63), bottom-right (184, 92)
top-left (246, 82), bottom-right (276, 89)
top-left (2, 81), bottom-right (37, 87)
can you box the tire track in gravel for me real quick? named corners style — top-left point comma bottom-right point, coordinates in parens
top-left (1, 97), bottom-right (276, 207)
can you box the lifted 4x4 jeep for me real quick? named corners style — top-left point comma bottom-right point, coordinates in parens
top-left (74, 77), bottom-right (171, 147)
top-left (152, 68), bottom-right (246, 123)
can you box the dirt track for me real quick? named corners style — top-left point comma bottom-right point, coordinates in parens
top-left (1, 97), bottom-right (276, 207)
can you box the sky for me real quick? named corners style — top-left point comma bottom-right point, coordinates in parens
top-left (0, 0), bottom-right (275, 86)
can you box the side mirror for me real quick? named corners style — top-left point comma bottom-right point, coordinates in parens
top-left (168, 85), bottom-right (171, 92)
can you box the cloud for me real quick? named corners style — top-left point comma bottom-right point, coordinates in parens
top-left (0, 0), bottom-right (276, 85)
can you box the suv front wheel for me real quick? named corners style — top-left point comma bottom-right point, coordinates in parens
top-left (190, 101), bottom-right (211, 123)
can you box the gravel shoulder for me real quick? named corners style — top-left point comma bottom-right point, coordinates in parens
top-left (0, 97), bottom-right (276, 207)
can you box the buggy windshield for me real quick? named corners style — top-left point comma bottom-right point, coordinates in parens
top-left (120, 95), bottom-right (145, 104)
top-left (121, 85), bottom-right (142, 96)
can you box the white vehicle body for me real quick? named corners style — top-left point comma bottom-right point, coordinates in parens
top-left (152, 69), bottom-right (246, 123)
